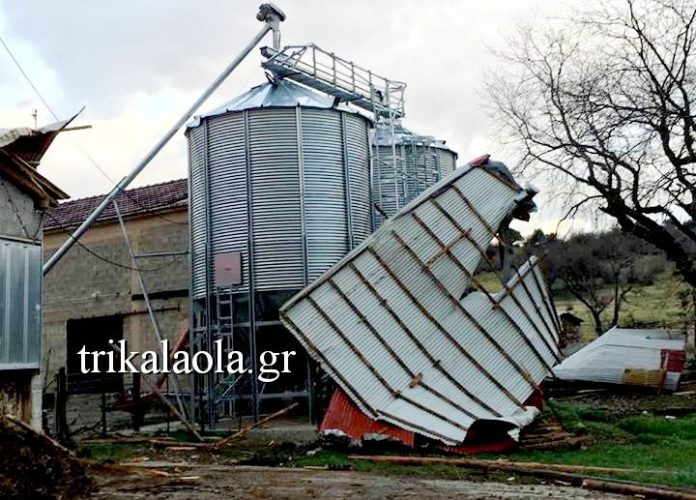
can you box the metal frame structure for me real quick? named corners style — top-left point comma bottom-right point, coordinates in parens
top-left (259, 43), bottom-right (419, 227)
top-left (261, 44), bottom-right (405, 119)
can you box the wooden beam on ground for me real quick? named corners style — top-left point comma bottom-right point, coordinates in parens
top-left (350, 455), bottom-right (695, 500)
top-left (348, 455), bottom-right (662, 475)
top-left (213, 402), bottom-right (298, 449)
top-left (582, 479), bottom-right (696, 500)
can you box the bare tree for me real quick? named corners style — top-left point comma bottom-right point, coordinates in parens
top-left (545, 229), bottom-right (657, 334)
top-left (486, 0), bottom-right (696, 287)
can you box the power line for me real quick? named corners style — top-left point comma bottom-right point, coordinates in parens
top-left (44, 211), bottom-right (182, 273)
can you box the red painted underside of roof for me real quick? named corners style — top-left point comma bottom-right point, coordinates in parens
top-left (320, 388), bottom-right (542, 455)
top-left (45, 178), bottom-right (187, 231)
top-left (320, 389), bottom-right (415, 447)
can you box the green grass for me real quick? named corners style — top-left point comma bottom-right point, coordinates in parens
top-left (285, 449), bottom-right (499, 481)
top-left (77, 443), bottom-right (149, 464)
top-left (285, 401), bottom-right (696, 489)
top-left (492, 402), bottom-right (696, 488)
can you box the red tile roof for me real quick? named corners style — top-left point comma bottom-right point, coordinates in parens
top-left (45, 178), bottom-right (187, 231)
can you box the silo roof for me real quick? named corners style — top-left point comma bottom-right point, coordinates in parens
top-left (373, 122), bottom-right (456, 155)
top-left (189, 80), bottom-right (360, 127)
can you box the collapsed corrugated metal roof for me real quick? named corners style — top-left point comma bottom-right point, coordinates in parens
top-left (280, 157), bottom-right (561, 446)
top-left (553, 327), bottom-right (686, 391)
top-left (0, 118), bottom-right (72, 207)
top-left (0, 115), bottom-right (77, 167)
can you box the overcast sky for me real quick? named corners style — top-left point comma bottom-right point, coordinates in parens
top-left (0, 0), bottom-right (592, 235)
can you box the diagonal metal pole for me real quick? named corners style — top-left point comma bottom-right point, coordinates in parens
top-left (113, 200), bottom-right (188, 419)
top-left (43, 4), bottom-right (285, 274)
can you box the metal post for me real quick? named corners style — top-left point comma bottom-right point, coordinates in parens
top-left (113, 200), bottom-right (188, 419)
top-left (55, 367), bottom-right (67, 441)
top-left (132, 373), bottom-right (142, 431)
top-left (43, 4), bottom-right (285, 275)
top-left (100, 377), bottom-right (107, 437)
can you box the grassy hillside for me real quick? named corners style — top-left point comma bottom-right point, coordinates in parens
top-left (475, 266), bottom-right (693, 341)
top-left (552, 270), bottom-right (692, 341)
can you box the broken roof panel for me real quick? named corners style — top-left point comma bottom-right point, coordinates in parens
top-left (280, 159), bottom-right (561, 445)
top-left (553, 327), bottom-right (686, 391)
top-left (0, 115), bottom-right (78, 167)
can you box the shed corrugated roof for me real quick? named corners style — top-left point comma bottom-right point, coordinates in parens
top-left (280, 157), bottom-right (561, 446)
top-left (44, 178), bottom-right (187, 231)
top-left (553, 327), bottom-right (687, 391)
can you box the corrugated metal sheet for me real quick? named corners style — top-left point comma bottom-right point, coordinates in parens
top-left (187, 87), bottom-right (372, 297)
top-left (0, 115), bottom-right (78, 167)
top-left (187, 125), bottom-right (208, 298)
top-left (280, 162), bottom-right (561, 445)
top-left (0, 238), bottom-right (42, 370)
top-left (553, 327), bottom-right (687, 391)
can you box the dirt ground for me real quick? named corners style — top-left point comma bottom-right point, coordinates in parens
top-left (92, 463), bottom-right (627, 499)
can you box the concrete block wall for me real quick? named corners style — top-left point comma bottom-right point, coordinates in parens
top-left (42, 209), bottom-right (190, 435)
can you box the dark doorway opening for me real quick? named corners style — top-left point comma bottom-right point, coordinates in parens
top-left (66, 315), bottom-right (124, 394)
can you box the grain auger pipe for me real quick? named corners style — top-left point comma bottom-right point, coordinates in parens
top-left (43, 3), bottom-right (286, 274)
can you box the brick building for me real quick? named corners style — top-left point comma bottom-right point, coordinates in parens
top-left (42, 179), bottom-right (189, 433)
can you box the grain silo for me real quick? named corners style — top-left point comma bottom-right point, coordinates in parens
top-left (372, 122), bottom-right (457, 226)
top-left (186, 79), bottom-right (372, 424)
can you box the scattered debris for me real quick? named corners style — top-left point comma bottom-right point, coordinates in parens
top-left (553, 327), bottom-right (687, 391)
top-left (213, 402), bottom-right (299, 449)
top-left (518, 416), bottom-right (585, 451)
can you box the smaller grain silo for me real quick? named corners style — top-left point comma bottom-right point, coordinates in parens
top-left (186, 79), bottom-right (372, 423)
top-left (372, 122), bottom-right (457, 226)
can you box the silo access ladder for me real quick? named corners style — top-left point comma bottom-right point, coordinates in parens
top-left (261, 44), bottom-right (406, 120)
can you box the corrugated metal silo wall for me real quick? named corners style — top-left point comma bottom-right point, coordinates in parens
top-left (373, 144), bottom-right (458, 223)
top-left (188, 106), bottom-right (371, 297)
top-left (249, 109), bottom-right (304, 290)
top-left (345, 114), bottom-right (372, 244)
top-left (187, 125), bottom-right (207, 299)
top-left (437, 148), bottom-right (457, 178)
